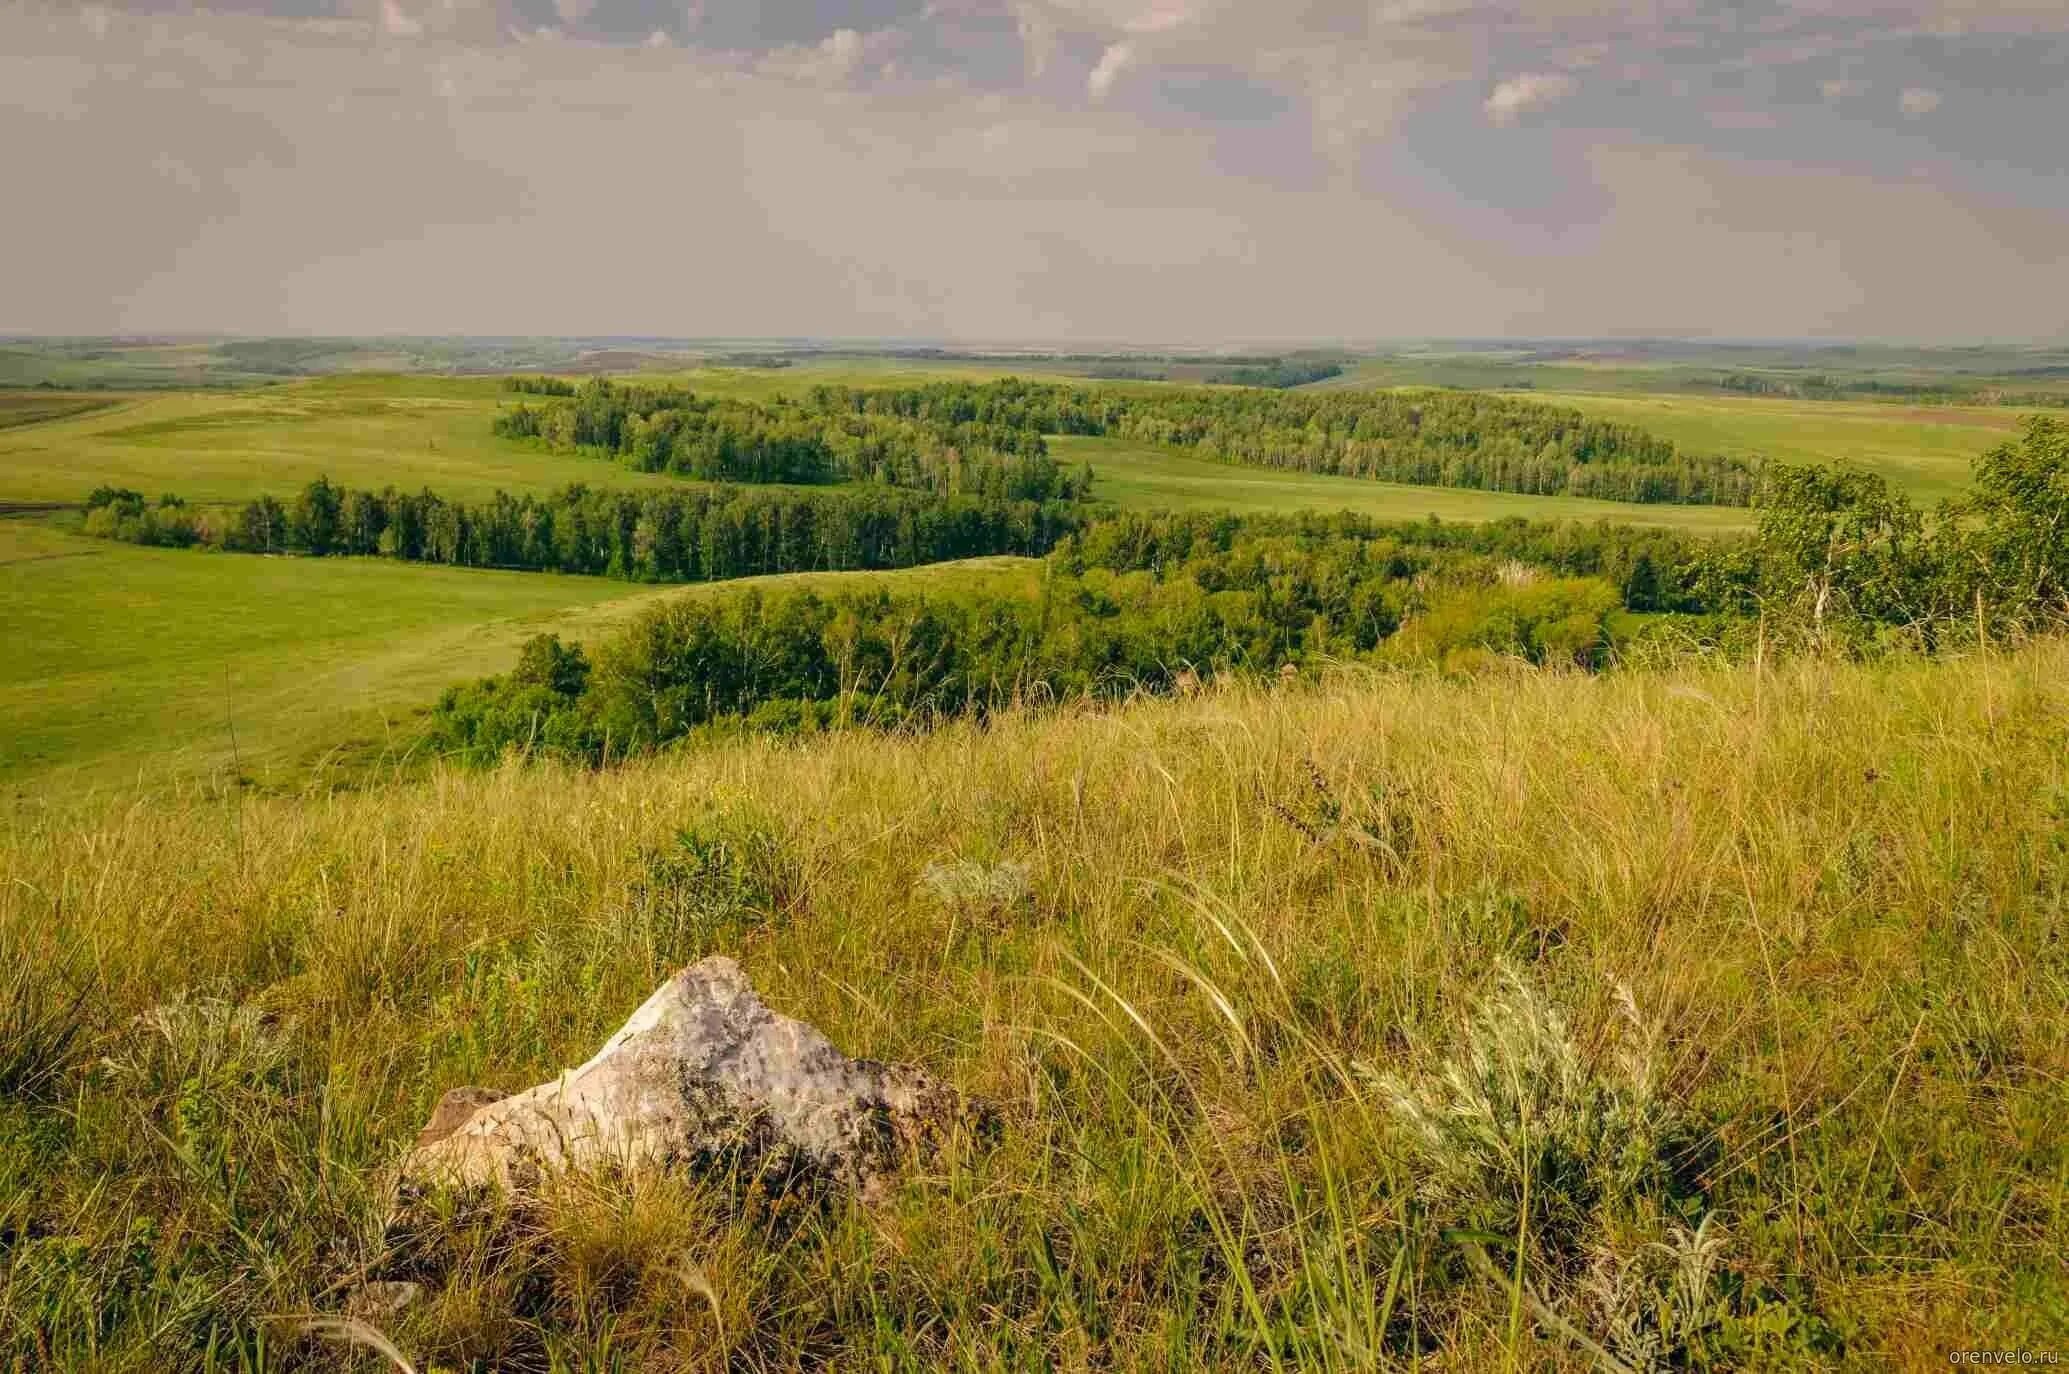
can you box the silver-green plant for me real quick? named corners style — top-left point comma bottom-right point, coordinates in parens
top-left (1369, 965), bottom-right (1687, 1265)
top-left (1578, 1215), bottom-right (1732, 1371)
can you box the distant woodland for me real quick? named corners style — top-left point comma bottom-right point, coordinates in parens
top-left (426, 509), bottom-right (1698, 763)
top-left (493, 377), bottom-right (1756, 506)
top-left (424, 415), bottom-right (2069, 762)
top-left (83, 480), bottom-right (1081, 582)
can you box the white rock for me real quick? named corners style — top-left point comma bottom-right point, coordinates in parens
top-left (400, 957), bottom-right (974, 1195)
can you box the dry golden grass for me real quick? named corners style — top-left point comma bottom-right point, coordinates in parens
top-left (4, 642), bottom-right (2066, 1369)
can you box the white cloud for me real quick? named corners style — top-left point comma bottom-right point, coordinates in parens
top-left (1484, 71), bottom-right (1576, 126)
top-left (758, 28), bottom-right (871, 87)
top-left (819, 28), bottom-right (865, 78)
top-left (380, 0), bottom-right (422, 38)
top-left (1123, 0), bottom-right (1195, 35)
top-left (1087, 41), bottom-right (1134, 101)
top-left (1040, 0), bottom-right (1199, 36)
top-left (1014, 5), bottom-right (1056, 78)
top-left (6, 1), bottom-right (2067, 341)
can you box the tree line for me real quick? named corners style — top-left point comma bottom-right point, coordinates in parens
top-left (427, 520), bottom-right (1631, 765)
top-left (798, 378), bottom-right (1756, 505)
top-left (1709, 371), bottom-right (2069, 408)
top-left (83, 479), bottom-right (1085, 582)
top-left (492, 376), bottom-right (1752, 507)
top-left (1058, 507), bottom-right (1710, 614)
top-left (1198, 360), bottom-right (1345, 388)
top-left (428, 415), bottom-right (2069, 766)
top-left (494, 378), bottom-right (1091, 501)
top-left (81, 471), bottom-right (1706, 616)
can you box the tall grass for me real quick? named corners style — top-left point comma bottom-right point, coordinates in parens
top-left (3, 643), bottom-right (2066, 1368)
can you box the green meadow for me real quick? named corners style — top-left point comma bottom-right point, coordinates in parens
top-left (1053, 434), bottom-right (1754, 531)
top-left (0, 518), bottom-right (1036, 790)
top-left (1535, 390), bottom-right (2022, 502)
top-left (0, 368), bottom-right (1091, 506)
top-left (4, 371), bottom-right (2014, 515)
top-left (0, 381), bottom-right (681, 506)
top-left (1318, 343), bottom-right (2069, 406)
top-left (0, 392), bottom-right (119, 434)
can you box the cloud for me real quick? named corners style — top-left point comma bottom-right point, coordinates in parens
top-left (1087, 41), bottom-right (1134, 100)
top-left (380, 0), bottom-right (422, 38)
top-left (1014, 5), bottom-right (1056, 78)
top-left (1123, 0), bottom-right (1195, 35)
top-left (5, 1), bottom-right (2067, 340)
top-left (757, 27), bottom-right (875, 87)
top-left (1484, 71), bottom-right (1577, 126)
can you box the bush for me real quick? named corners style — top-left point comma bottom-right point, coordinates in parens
top-left (1385, 578), bottom-right (1620, 668)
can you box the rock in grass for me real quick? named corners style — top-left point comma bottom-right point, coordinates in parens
top-left (400, 957), bottom-right (979, 1197)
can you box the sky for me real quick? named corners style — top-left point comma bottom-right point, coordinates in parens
top-left (4, 0), bottom-right (2066, 343)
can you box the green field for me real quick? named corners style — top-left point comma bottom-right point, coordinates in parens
top-left (0, 367), bottom-right (1089, 506)
top-left (0, 519), bottom-right (1037, 790)
top-left (0, 341), bottom-right (263, 389)
top-left (1056, 434), bottom-right (1754, 531)
top-left (3, 370), bottom-right (2014, 515)
top-left (1317, 343), bottom-right (2069, 405)
top-left (0, 392), bottom-right (118, 433)
top-left (0, 380), bottom-right (695, 505)
top-left (0, 338), bottom-right (683, 389)
top-left (1535, 391), bottom-right (2022, 502)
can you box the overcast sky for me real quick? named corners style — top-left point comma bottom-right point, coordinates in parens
top-left (5, 0), bottom-right (2066, 343)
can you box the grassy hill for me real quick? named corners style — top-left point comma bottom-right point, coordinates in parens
top-left (1531, 391), bottom-right (2021, 503)
top-left (0, 380), bottom-right (691, 506)
top-left (1316, 343), bottom-right (2069, 406)
top-left (6, 371), bottom-right (2011, 516)
top-left (1054, 434), bottom-right (1753, 531)
top-left (0, 367), bottom-right (1118, 506)
top-left (0, 392), bottom-right (119, 434)
top-left (4, 640), bottom-right (2063, 1367)
top-left (0, 519), bottom-right (1037, 790)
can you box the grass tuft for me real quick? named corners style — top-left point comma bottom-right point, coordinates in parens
top-left (0, 926), bottom-right (94, 1102)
